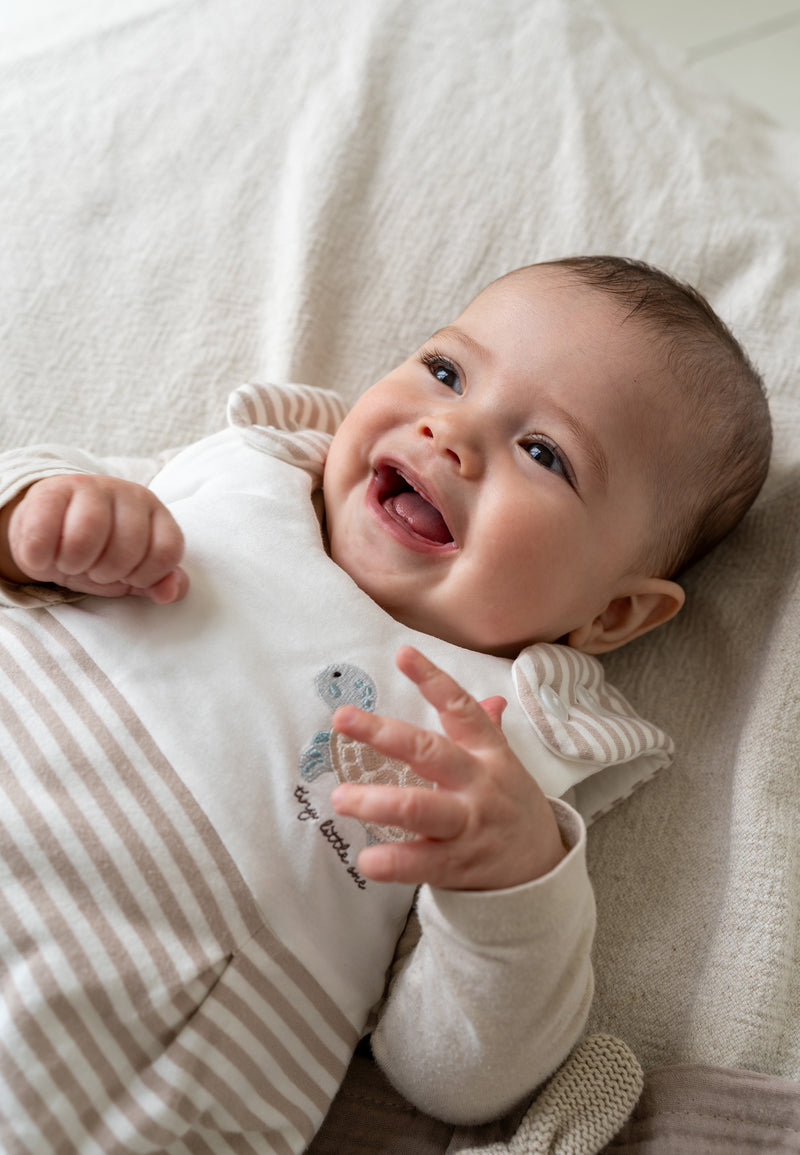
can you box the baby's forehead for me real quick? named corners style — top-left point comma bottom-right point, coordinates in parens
top-left (460, 267), bottom-right (665, 377)
top-left (472, 264), bottom-right (628, 319)
top-left (460, 268), bottom-right (637, 353)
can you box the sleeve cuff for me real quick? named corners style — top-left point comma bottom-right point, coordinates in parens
top-left (0, 577), bottom-right (82, 608)
top-left (421, 796), bottom-right (591, 947)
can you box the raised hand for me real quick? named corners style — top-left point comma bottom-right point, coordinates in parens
top-left (1, 474), bottom-right (188, 604)
top-left (331, 646), bottom-right (566, 890)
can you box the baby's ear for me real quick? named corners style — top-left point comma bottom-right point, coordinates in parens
top-left (567, 578), bottom-right (685, 655)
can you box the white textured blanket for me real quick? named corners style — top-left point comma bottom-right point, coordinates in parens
top-left (1, 0), bottom-right (799, 1149)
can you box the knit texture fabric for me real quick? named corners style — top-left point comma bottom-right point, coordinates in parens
top-left (456, 1036), bottom-right (643, 1155)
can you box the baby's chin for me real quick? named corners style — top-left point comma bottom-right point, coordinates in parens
top-left (326, 525), bottom-right (536, 658)
top-left (366, 590), bottom-right (530, 659)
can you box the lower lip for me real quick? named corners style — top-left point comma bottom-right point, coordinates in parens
top-left (366, 473), bottom-right (457, 555)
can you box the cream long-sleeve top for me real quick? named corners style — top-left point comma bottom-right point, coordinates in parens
top-left (0, 383), bottom-right (673, 1154)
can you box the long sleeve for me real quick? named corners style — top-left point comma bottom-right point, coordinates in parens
top-left (0, 443), bottom-right (176, 606)
top-left (370, 798), bottom-right (595, 1125)
top-left (0, 381), bottom-right (344, 608)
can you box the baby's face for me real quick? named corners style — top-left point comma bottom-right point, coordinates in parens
top-left (323, 268), bottom-right (674, 656)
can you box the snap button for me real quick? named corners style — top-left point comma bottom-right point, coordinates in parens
top-left (539, 684), bottom-right (570, 722)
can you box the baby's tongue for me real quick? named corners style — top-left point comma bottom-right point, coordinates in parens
top-left (388, 491), bottom-right (452, 544)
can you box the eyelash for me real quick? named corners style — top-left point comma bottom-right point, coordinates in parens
top-left (520, 436), bottom-right (575, 486)
top-left (418, 348), bottom-right (575, 487)
top-left (419, 349), bottom-right (463, 395)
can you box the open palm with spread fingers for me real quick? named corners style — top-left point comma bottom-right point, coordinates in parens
top-left (331, 646), bottom-right (566, 890)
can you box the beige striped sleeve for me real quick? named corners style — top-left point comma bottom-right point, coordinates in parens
top-left (513, 643), bottom-right (674, 824)
top-left (227, 382), bottom-right (348, 476)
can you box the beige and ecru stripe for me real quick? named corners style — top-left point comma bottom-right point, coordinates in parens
top-left (514, 644), bottom-right (674, 767)
top-left (228, 383), bottom-right (347, 475)
top-left (0, 609), bottom-right (357, 1154)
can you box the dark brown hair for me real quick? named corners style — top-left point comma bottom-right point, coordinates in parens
top-left (518, 255), bottom-right (771, 577)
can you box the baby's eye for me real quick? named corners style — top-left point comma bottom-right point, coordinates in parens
top-left (420, 352), bottom-right (463, 395)
top-left (523, 439), bottom-right (571, 482)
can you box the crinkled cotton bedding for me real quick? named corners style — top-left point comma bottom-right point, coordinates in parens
top-left (1, 1), bottom-right (799, 1150)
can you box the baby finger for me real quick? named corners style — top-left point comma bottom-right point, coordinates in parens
top-left (58, 489), bottom-right (113, 576)
top-left (85, 497), bottom-right (151, 585)
top-left (8, 484), bottom-right (71, 578)
top-left (331, 704), bottom-right (472, 790)
top-left (331, 782), bottom-right (467, 840)
top-left (124, 505), bottom-right (185, 591)
top-left (396, 646), bottom-right (507, 751)
top-left (355, 838), bottom-right (474, 889)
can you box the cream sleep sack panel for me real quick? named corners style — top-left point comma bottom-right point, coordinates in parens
top-left (0, 384), bottom-right (673, 1153)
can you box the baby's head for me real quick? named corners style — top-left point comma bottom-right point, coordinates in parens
top-left (323, 257), bottom-right (771, 658)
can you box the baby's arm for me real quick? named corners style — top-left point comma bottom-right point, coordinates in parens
top-left (0, 446), bottom-right (187, 604)
top-left (331, 647), bottom-right (595, 1121)
top-left (370, 803), bottom-right (594, 1123)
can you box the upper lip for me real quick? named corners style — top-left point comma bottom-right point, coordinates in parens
top-left (371, 457), bottom-right (457, 546)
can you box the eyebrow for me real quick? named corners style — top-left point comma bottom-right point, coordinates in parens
top-left (429, 325), bottom-right (610, 492)
top-left (429, 324), bottom-right (489, 363)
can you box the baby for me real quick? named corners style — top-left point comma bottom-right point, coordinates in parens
top-left (0, 257), bottom-right (770, 1153)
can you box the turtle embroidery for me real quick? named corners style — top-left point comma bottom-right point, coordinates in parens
top-left (299, 662), bottom-right (432, 843)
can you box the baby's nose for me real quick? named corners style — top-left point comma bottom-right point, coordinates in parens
top-left (417, 412), bottom-right (483, 476)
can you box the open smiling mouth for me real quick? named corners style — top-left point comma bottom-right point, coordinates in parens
top-left (372, 464), bottom-right (455, 546)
